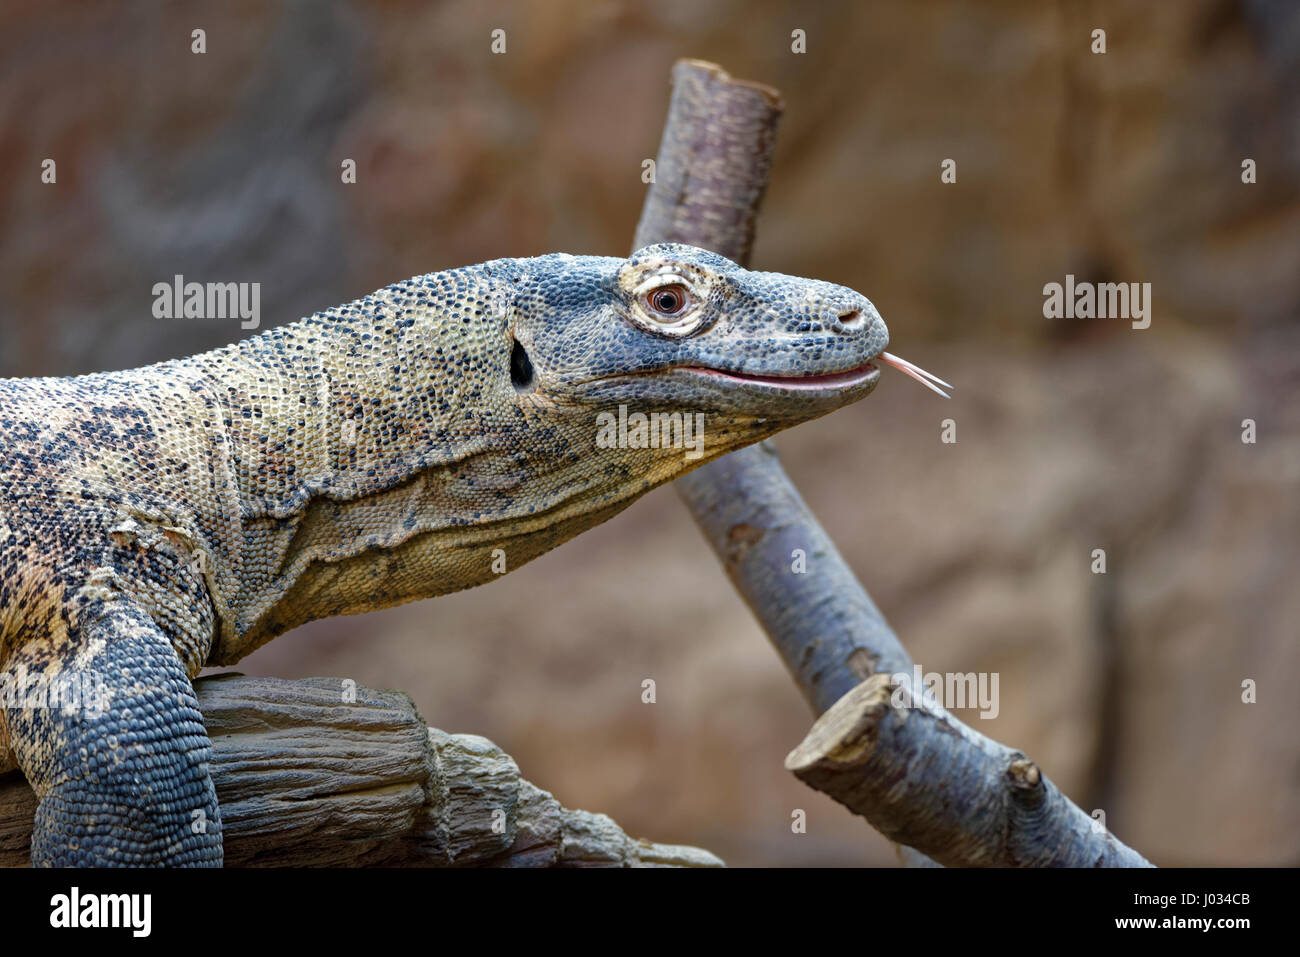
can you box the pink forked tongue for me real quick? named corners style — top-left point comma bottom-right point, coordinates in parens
top-left (879, 352), bottom-right (952, 399)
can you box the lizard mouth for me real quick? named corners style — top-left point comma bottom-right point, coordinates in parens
top-left (679, 360), bottom-right (880, 391)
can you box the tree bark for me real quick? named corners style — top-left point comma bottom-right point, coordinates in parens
top-left (0, 674), bottom-right (721, 868)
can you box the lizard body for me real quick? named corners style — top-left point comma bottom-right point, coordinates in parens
top-left (0, 243), bottom-right (889, 865)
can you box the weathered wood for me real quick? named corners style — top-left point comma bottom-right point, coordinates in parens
top-left (0, 674), bottom-right (722, 868)
top-left (634, 59), bottom-right (1151, 867)
top-left (634, 58), bottom-right (782, 265)
top-left (786, 674), bottom-right (1152, 866)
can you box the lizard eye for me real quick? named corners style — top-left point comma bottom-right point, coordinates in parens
top-left (626, 273), bottom-right (708, 337)
top-left (644, 284), bottom-right (692, 318)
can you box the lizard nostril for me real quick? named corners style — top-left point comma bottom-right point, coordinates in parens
top-left (837, 308), bottom-right (864, 331)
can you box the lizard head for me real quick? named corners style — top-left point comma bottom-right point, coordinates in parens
top-left (503, 243), bottom-right (891, 457)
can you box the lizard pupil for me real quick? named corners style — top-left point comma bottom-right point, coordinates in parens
top-left (510, 339), bottom-right (535, 392)
top-left (649, 285), bottom-right (687, 316)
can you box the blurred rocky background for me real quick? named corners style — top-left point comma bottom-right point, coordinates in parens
top-left (1, 0), bottom-right (1296, 865)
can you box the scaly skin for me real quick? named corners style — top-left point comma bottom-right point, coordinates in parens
top-left (0, 243), bottom-right (888, 865)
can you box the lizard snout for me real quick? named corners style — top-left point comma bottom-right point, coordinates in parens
top-left (782, 279), bottom-right (884, 341)
top-left (823, 295), bottom-right (882, 337)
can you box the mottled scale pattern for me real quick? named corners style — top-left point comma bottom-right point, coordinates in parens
top-left (0, 243), bottom-right (888, 865)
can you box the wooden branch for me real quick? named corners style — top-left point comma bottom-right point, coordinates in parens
top-left (633, 58), bottom-right (782, 265)
top-left (0, 674), bottom-right (721, 868)
top-left (633, 59), bottom-right (1151, 867)
top-left (787, 675), bottom-right (1152, 866)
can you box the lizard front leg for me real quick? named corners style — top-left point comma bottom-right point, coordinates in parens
top-left (4, 588), bottom-right (223, 866)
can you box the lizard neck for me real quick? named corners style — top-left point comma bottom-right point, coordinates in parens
top-left (187, 269), bottom-right (512, 515)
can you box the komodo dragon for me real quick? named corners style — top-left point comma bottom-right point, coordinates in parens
top-left (0, 242), bottom-right (948, 866)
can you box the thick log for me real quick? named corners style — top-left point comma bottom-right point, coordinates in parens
top-left (0, 674), bottom-right (722, 868)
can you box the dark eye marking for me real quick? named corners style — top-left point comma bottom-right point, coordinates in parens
top-left (644, 284), bottom-right (692, 318)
